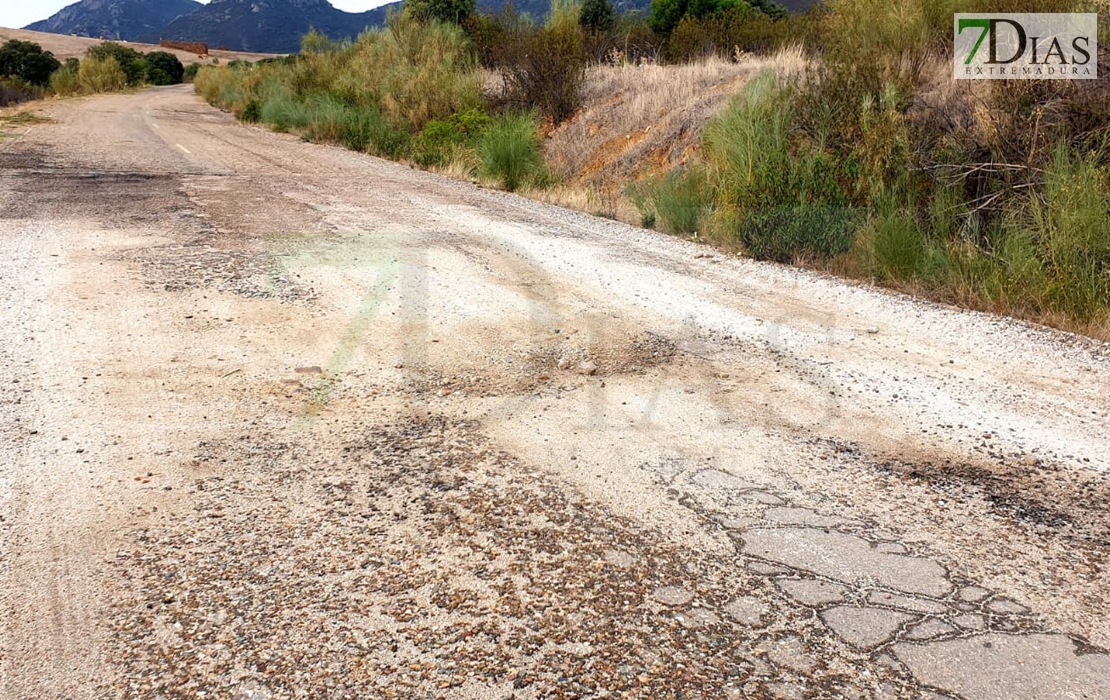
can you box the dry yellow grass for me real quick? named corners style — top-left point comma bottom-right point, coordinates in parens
top-left (522, 182), bottom-right (642, 226)
top-left (544, 46), bottom-right (806, 187)
top-left (536, 48), bottom-right (805, 230)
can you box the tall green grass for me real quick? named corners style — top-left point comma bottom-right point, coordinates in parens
top-left (48, 65), bottom-right (80, 96)
top-left (479, 112), bottom-right (546, 192)
top-left (1029, 146), bottom-right (1110, 320)
top-left (698, 70), bottom-right (856, 262)
top-left (628, 168), bottom-right (711, 235)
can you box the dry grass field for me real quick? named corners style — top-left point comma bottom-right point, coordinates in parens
top-left (0, 26), bottom-right (280, 65)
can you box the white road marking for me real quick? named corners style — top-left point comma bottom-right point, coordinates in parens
top-left (176, 144), bottom-right (191, 154)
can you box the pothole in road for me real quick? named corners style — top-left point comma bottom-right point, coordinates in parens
top-left (402, 330), bottom-right (678, 398)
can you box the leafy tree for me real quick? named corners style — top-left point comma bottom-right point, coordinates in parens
top-left (0, 40), bottom-right (61, 87)
top-left (405, 0), bottom-right (476, 24)
top-left (750, 0), bottom-right (786, 19)
top-left (86, 42), bottom-right (147, 86)
top-left (579, 0), bottom-right (615, 32)
top-left (648, 0), bottom-right (687, 33)
top-left (144, 51), bottom-right (185, 85)
top-left (649, 0), bottom-right (771, 33)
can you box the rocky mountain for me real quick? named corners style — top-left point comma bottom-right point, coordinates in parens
top-left (158, 0), bottom-right (390, 53)
top-left (156, 0), bottom-right (657, 54)
top-left (25, 0), bottom-right (202, 44)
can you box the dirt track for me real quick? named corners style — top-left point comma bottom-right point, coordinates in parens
top-left (1, 86), bottom-right (1109, 700)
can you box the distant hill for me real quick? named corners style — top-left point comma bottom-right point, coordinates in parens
top-left (159, 0), bottom-right (391, 54)
top-left (156, 0), bottom-right (658, 54)
top-left (25, 0), bottom-right (818, 55)
top-left (25, 0), bottom-right (202, 44)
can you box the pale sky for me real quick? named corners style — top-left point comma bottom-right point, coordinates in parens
top-left (1, 0), bottom-right (395, 32)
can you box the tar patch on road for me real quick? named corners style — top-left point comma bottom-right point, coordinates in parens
top-left (871, 448), bottom-right (1110, 549)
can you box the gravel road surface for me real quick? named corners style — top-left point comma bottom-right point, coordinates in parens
top-left (2, 86), bottom-right (1109, 700)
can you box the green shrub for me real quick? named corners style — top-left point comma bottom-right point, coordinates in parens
top-left (629, 169), bottom-right (712, 235)
top-left (241, 99), bottom-right (262, 122)
top-left (0, 40), bottom-right (61, 87)
top-left (1030, 146), bottom-right (1110, 320)
top-left (702, 71), bottom-right (857, 261)
top-left (818, 0), bottom-right (954, 86)
top-left (303, 93), bottom-right (352, 141)
top-left (737, 205), bottom-right (856, 262)
top-left (328, 16), bottom-right (482, 131)
top-left (580, 0), bottom-right (615, 31)
top-left (412, 108), bottom-right (490, 166)
top-left (479, 112), bottom-right (546, 191)
top-left (183, 63), bottom-right (201, 82)
top-left (78, 56), bottom-right (127, 94)
top-left (192, 65), bottom-right (223, 103)
top-left (869, 203), bottom-right (945, 283)
top-left (260, 92), bottom-right (311, 131)
top-left (404, 0), bottom-right (476, 24)
top-left (356, 109), bottom-right (411, 157)
top-left (86, 42), bottom-right (147, 86)
top-left (649, 0), bottom-right (783, 35)
top-left (49, 65), bottom-right (80, 96)
top-left (145, 51), bottom-right (185, 85)
top-left (0, 77), bottom-right (42, 107)
top-left (461, 12), bottom-right (508, 68)
top-left (301, 29), bottom-right (346, 54)
top-left (664, 5), bottom-right (790, 61)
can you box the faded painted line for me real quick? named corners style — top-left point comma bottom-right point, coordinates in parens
top-left (176, 144), bottom-right (190, 154)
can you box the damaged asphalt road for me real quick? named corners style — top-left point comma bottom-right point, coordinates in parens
top-left (1, 86), bottom-right (1109, 700)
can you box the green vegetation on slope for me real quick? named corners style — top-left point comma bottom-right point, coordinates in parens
top-left (195, 14), bottom-right (549, 187)
top-left (627, 0), bottom-right (1110, 335)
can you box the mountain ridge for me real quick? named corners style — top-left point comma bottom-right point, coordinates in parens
top-left (24, 0), bottom-right (810, 54)
top-left (26, 0), bottom-right (203, 44)
top-left (158, 0), bottom-right (392, 53)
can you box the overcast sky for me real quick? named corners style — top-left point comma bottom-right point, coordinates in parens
top-left (2, 0), bottom-right (394, 33)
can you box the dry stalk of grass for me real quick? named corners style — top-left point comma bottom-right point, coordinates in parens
top-left (544, 47), bottom-right (806, 186)
top-left (428, 145), bottom-right (483, 181)
top-left (523, 183), bottom-right (642, 226)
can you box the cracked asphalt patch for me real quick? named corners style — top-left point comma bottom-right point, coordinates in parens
top-left (104, 417), bottom-right (1110, 699)
top-left (106, 418), bottom-right (926, 699)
